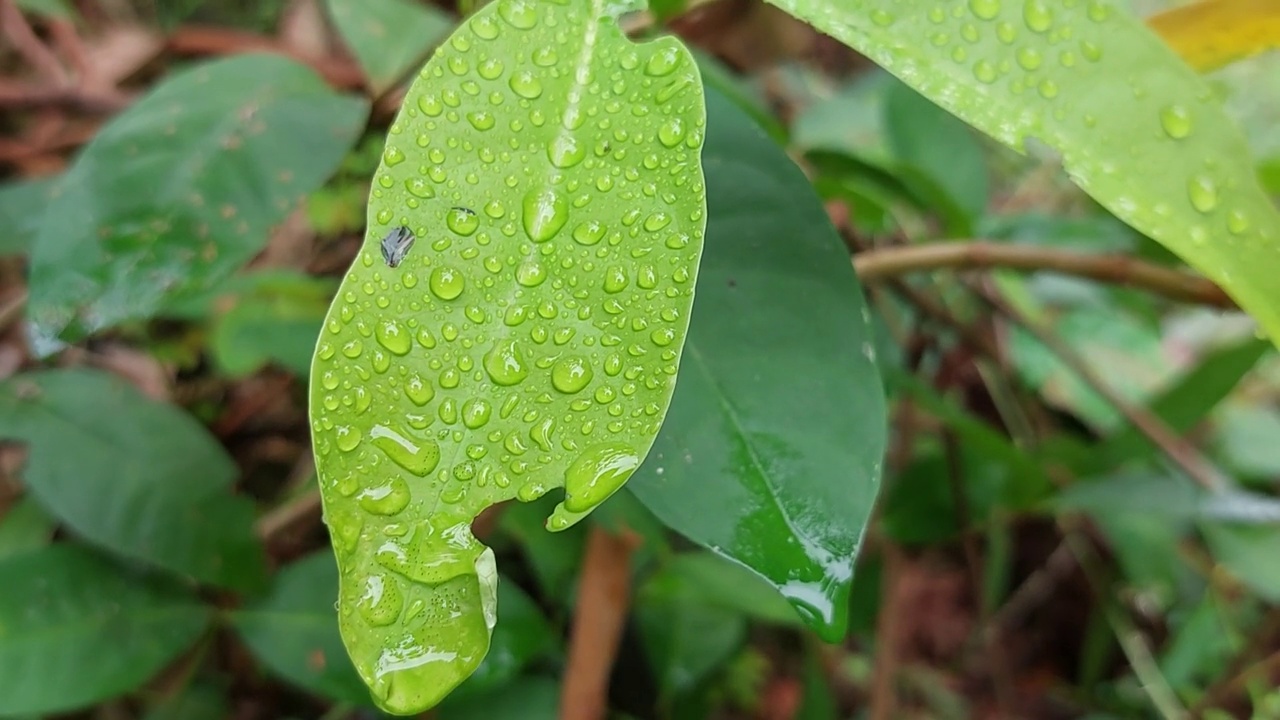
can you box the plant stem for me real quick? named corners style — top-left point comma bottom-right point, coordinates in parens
top-left (855, 242), bottom-right (1235, 309)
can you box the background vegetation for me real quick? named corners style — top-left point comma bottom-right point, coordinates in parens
top-left (1, 0), bottom-right (1279, 718)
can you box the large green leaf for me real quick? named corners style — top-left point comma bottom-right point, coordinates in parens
top-left (326, 0), bottom-right (454, 95)
top-left (25, 54), bottom-right (368, 357)
top-left (209, 270), bottom-right (337, 377)
top-left (0, 544), bottom-right (211, 716)
top-left (309, 0), bottom-right (707, 712)
top-left (0, 369), bottom-right (265, 590)
top-left (0, 175), bottom-right (60, 257)
top-left (627, 87), bottom-right (886, 642)
top-left (0, 498), bottom-right (55, 561)
top-left (765, 0), bottom-right (1280, 344)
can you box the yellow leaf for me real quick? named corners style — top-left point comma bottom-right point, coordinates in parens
top-left (1148, 0), bottom-right (1280, 72)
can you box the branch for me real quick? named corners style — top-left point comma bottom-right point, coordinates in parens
top-left (0, 0), bottom-right (67, 86)
top-left (976, 287), bottom-right (1231, 491)
top-left (855, 242), bottom-right (1236, 310)
top-left (560, 525), bottom-right (641, 720)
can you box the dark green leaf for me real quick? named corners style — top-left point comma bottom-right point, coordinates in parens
top-left (436, 677), bottom-right (559, 720)
top-left (0, 369), bottom-right (265, 590)
top-left (0, 544), bottom-right (211, 716)
top-left (0, 175), bottom-right (61, 257)
top-left (210, 271), bottom-right (337, 377)
top-left (637, 572), bottom-right (746, 697)
top-left (325, 0), bottom-right (453, 95)
top-left (629, 86), bottom-right (887, 642)
top-left (0, 497), bottom-right (55, 561)
top-left (883, 79), bottom-right (989, 225)
top-left (232, 552), bottom-right (373, 705)
top-left (1201, 522), bottom-right (1280, 603)
top-left (25, 54), bottom-right (367, 356)
top-left (451, 579), bottom-right (558, 699)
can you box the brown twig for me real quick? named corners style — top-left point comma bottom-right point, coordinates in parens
top-left (855, 242), bottom-right (1236, 310)
top-left (560, 525), bottom-right (641, 720)
top-left (976, 287), bottom-right (1230, 492)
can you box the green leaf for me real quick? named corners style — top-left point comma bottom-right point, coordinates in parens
top-left (637, 571), bottom-right (746, 698)
top-left (882, 78), bottom-right (989, 225)
top-left (450, 578), bottom-right (558, 699)
top-left (1201, 522), bottom-right (1280, 603)
top-left (25, 54), bottom-right (368, 357)
top-left (0, 544), bottom-right (212, 716)
top-left (435, 677), bottom-right (560, 720)
top-left (210, 270), bottom-right (338, 377)
top-left (656, 552), bottom-right (802, 627)
top-left (308, 0), bottom-right (707, 712)
top-left (0, 497), bottom-right (55, 561)
top-left (325, 0), bottom-right (454, 95)
top-left (764, 0), bottom-right (1280, 346)
top-left (628, 86), bottom-right (886, 642)
top-left (233, 552), bottom-right (375, 705)
top-left (0, 369), bottom-right (266, 590)
top-left (0, 175), bottom-right (61, 257)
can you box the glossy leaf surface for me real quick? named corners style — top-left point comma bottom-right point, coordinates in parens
top-left (765, 0), bottom-right (1280, 345)
top-left (0, 369), bottom-right (265, 590)
top-left (309, 0), bottom-right (706, 711)
top-left (0, 545), bottom-right (211, 715)
top-left (25, 54), bottom-right (367, 356)
top-left (628, 87), bottom-right (885, 642)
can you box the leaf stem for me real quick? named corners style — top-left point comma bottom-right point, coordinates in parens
top-left (854, 242), bottom-right (1236, 310)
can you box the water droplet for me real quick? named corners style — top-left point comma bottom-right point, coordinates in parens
top-left (478, 58), bottom-right (504, 80)
top-left (358, 477), bottom-right (412, 515)
top-left (1023, 0), bottom-right (1052, 32)
top-left (405, 374), bottom-right (435, 406)
top-left (969, 0), bottom-right (1000, 20)
top-left (466, 111), bottom-right (495, 131)
top-left (522, 187), bottom-right (569, 242)
top-left (1016, 46), bottom-right (1042, 70)
top-left (1160, 105), bottom-right (1192, 139)
top-left (645, 45), bottom-right (680, 76)
top-left (658, 117), bottom-right (686, 148)
top-left (429, 266), bottom-right (465, 300)
top-left (973, 60), bottom-right (997, 83)
top-left (335, 425), bottom-right (361, 452)
top-left (603, 266), bottom-right (628, 293)
top-left (870, 9), bottom-right (894, 26)
top-left (552, 356), bottom-right (592, 394)
top-left (384, 146), bottom-right (406, 166)
top-left (499, 0), bottom-right (537, 28)
top-left (375, 319), bottom-right (411, 356)
top-left (484, 340), bottom-right (528, 385)
top-left (548, 135), bottom-right (585, 168)
top-left (462, 398), bottom-right (492, 429)
top-left (356, 575), bottom-right (402, 626)
top-left (342, 339), bottom-right (364, 359)
top-left (446, 206), bottom-right (480, 236)
top-left (561, 442), bottom-right (640, 512)
top-left (650, 328), bottom-right (675, 347)
top-left (573, 220), bottom-right (606, 245)
top-left (516, 260), bottom-right (547, 287)
top-left (533, 47), bottom-right (557, 66)
top-left (1227, 209), bottom-right (1250, 234)
top-left (1037, 79), bottom-right (1059, 99)
top-left (509, 70), bottom-right (543, 99)
top-left (370, 425), bottom-right (440, 476)
top-left (1087, 0), bottom-right (1110, 21)
top-left (1187, 175), bottom-right (1218, 213)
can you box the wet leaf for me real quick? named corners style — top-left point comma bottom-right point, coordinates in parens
top-left (25, 54), bottom-right (367, 357)
top-left (325, 0), bottom-right (454, 95)
top-left (628, 86), bottom-right (886, 642)
top-left (0, 544), bottom-right (211, 716)
top-left (1148, 0), bottom-right (1280, 73)
top-left (308, 0), bottom-right (706, 712)
top-left (0, 369), bottom-right (266, 590)
top-left (764, 0), bottom-right (1280, 345)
